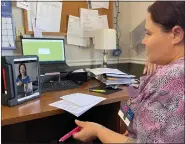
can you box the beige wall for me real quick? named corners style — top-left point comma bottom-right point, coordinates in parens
top-left (118, 2), bottom-right (131, 60)
top-left (129, 2), bottom-right (154, 62)
top-left (119, 2), bottom-right (154, 64)
top-left (130, 2), bottom-right (154, 32)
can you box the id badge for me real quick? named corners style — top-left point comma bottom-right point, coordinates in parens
top-left (118, 102), bottom-right (134, 127)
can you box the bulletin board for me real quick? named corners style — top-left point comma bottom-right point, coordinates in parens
top-left (23, 1), bottom-right (113, 36)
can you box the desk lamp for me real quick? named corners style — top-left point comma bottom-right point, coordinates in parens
top-left (94, 29), bottom-right (116, 68)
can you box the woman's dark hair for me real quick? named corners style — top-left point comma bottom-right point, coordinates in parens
top-left (148, 1), bottom-right (185, 38)
top-left (18, 63), bottom-right (27, 79)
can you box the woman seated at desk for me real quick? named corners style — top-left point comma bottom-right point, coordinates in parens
top-left (16, 63), bottom-right (32, 93)
top-left (72, 1), bottom-right (185, 143)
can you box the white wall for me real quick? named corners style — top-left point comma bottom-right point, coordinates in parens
top-left (118, 2), bottom-right (131, 60)
top-left (129, 2), bottom-right (154, 62)
top-left (118, 2), bottom-right (154, 64)
top-left (2, 2), bottom-right (126, 66)
top-left (130, 2), bottom-right (154, 32)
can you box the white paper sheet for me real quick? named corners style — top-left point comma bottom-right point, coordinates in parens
top-left (67, 15), bottom-right (83, 36)
top-left (89, 68), bottom-right (126, 76)
top-left (98, 15), bottom-right (109, 29)
top-left (80, 8), bottom-right (99, 37)
top-left (8, 35), bottom-right (14, 42)
top-left (2, 36), bottom-right (8, 42)
top-left (27, 1), bottom-right (38, 31)
top-left (2, 42), bottom-right (9, 47)
top-left (2, 30), bottom-right (7, 35)
top-left (73, 69), bottom-right (85, 73)
top-left (61, 93), bottom-right (105, 107)
top-left (6, 18), bottom-right (12, 24)
top-left (2, 23), bottom-right (6, 30)
top-left (90, 1), bottom-right (109, 9)
top-left (67, 15), bottom-right (88, 47)
top-left (50, 97), bottom-right (105, 117)
top-left (7, 24), bottom-right (12, 29)
top-left (16, 1), bottom-right (30, 10)
top-left (36, 2), bottom-right (62, 32)
top-left (8, 30), bottom-right (13, 35)
top-left (33, 27), bottom-right (43, 38)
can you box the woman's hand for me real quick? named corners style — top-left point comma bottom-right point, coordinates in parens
top-left (73, 120), bottom-right (102, 142)
top-left (123, 130), bottom-right (128, 136)
top-left (24, 84), bottom-right (28, 91)
top-left (143, 61), bottom-right (157, 75)
top-left (17, 81), bottom-right (22, 86)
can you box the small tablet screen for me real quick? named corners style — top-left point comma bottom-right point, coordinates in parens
top-left (14, 57), bottom-right (39, 102)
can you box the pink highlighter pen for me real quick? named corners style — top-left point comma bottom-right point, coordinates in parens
top-left (59, 126), bottom-right (81, 142)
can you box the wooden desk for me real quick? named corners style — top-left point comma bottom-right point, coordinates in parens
top-left (2, 80), bottom-right (129, 143)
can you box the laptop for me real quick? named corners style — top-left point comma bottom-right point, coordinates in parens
top-left (21, 38), bottom-right (71, 74)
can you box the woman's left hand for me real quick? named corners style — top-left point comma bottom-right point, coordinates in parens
top-left (24, 84), bottom-right (28, 90)
top-left (143, 61), bottom-right (157, 75)
top-left (73, 120), bottom-right (102, 142)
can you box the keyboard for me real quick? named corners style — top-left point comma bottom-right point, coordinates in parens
top-left (41, 80), bottom-right (79, 93)
top-left (40, 63), bottom-right (71, 74)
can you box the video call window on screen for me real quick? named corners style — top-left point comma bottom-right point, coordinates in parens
top-left (14, 60), bottom-right (39, 101)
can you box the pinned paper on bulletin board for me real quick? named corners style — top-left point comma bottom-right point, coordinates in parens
top-left (1, 1), bottom-right (16, 50)
top-left (80, 8), bottom-right (99, 37)
top-left (23, 1), bottom-right (113, 36)
top-left (26, 1), bottom-right (38, 32)
top-left (90, 0), bottom-right (109, 9)
top-left (16, 1), bottom-right (30, 10)
top-left (36, 2), bottom-right (63, 32)
top-left (67, 15), bottom-right (88, 47)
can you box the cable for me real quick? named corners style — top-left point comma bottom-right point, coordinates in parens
top-left (112, 1), bottom-right (122, 69)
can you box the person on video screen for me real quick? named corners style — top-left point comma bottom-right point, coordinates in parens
top-left (16, 63), bottom-right (31, 92)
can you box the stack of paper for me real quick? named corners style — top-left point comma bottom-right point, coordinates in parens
top-left (104, 73), bottom-right (137, 85)
top-left (49, 93), bottom-right (106, 117)
top-left (88, 68), bottom-right (138, 86)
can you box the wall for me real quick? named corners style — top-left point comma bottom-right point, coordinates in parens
top-left (118, 2), bottom-right (154, 64)
top-left (118, 2), bottom-right (131, 61)
top-left (130, 2), bottom-right (154, 32)
top-left (129, 2), bottom-right (154, 62)
top-left (2, 2), bottom-right (126, 66)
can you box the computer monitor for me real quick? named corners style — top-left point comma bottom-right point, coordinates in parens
top-left (21, 38), bottom-right (66, 63)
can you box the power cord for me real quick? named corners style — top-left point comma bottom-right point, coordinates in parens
top-left (112, 1), bottom-right (122, 69)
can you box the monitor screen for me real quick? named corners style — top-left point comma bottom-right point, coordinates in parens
top-left (21, 38), bottom-right (65, 62)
